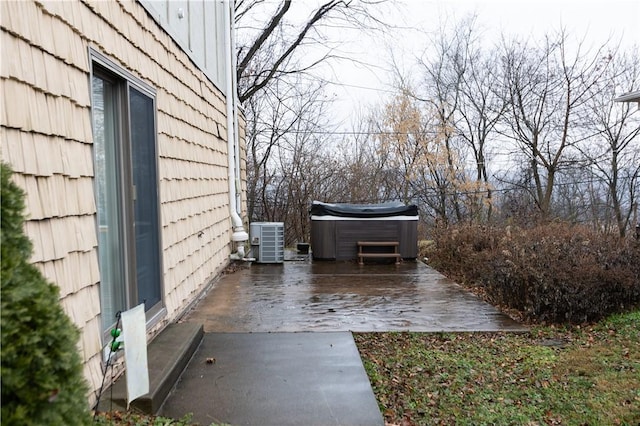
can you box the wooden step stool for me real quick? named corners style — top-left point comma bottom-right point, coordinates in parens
top-left (357, 241), bottom-right (401, 265)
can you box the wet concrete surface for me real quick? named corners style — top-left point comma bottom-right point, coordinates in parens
top-left (160, 332), bottom-right (384, 426)
top-left (182, 259), bottom-right (527, 333)
top-left (162, 258), bottom-right (526, 425)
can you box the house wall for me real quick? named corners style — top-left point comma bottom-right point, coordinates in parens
top-left (138, 0), bottom-right (227, 89)
top-left (1, 0), bottom-right (243, 405)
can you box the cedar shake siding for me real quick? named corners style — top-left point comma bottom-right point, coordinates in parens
top-left (1, 0), bottom-right (245, 404)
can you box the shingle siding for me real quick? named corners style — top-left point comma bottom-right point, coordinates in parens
top-left (1, 0), bottom-right (243, 406)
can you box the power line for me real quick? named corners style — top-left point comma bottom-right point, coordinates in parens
top-left (326, 81), bottom-right (397, 94)
top-left (250, 127), bottom-right (445, 136)
top-left (249, 126), bottom-right (631, 140)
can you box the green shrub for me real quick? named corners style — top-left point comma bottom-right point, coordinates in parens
top-left (425, 222), bottom-right (640, 323)
top-left (1, 163), bottom-right (91, 425)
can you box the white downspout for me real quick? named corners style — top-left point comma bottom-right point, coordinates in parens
top-left (224, 0), bottom-right (248, 258)
top-left (230, 0), bottom-right (244, 228)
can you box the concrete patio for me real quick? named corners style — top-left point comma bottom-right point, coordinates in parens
top-left (180, 258), bottom-right (526, 333)
top-left (153, 258), bottom-right (526, 425)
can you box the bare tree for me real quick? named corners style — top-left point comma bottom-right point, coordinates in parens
top-left (499, 30), bottom-right (614, 220)
top-left (415, 27), bottom-right (465, 221)
top-left (241, 3), bottom-right (639, 242)
top-left (456, 45), bottom-right (508, 222)
top-left (244, 66), bottom-right (302, 222)
top-left (236, 0), bottom-right (394, 243)
top-left (277, 87), bottom-right (335, 244)
top-left (580, 49), bottom-right (640, 237)
top-left (372, 89), bottom-right (478, 225)
top-left (235, 0), bottom-right (390, 104)
top-left (331, 115), bottom-right (390, 204)
top-left (244, 59), bottom-right (340, 243)
top-left (375, 90), bottom-right (428, 203)
top-left (411, 15), bottom-right (503, 223)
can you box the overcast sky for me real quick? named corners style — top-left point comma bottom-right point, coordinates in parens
top-left (314, 0), bottom-right (640, 127)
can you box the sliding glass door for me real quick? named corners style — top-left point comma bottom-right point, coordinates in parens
top-left (92, 63), bottom-right (163, 334)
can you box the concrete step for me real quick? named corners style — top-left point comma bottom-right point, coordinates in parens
top-left (98, 322), bottom-right (204, 414)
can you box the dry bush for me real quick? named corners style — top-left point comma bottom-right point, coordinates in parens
top-left (424, 222), bottom-right (640, 323)
top-left (421, 224), bottom-right (503, 285)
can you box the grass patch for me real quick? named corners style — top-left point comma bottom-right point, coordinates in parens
top-left (93, 411), bottom-right (195, 425)
top-left (355, 311), bottom-right (640, 425)
top-left (93, 411), bottom-right (228, 426)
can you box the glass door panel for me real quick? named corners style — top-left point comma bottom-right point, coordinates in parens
top-left (92, 75), bottom-right (127, 331)
top-left (129, 87), bottom-right (162, 311)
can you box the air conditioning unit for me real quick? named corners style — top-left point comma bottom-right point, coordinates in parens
top-left (250, 222), bottom-right (284, 263)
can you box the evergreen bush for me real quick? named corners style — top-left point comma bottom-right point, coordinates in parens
top-left (1, 163), bottom-right (91, 425)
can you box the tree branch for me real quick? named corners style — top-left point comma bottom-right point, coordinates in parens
top-left (238, 1), bottom-right (347, 103)
top-left (237, 0), bottom-right (292, 86)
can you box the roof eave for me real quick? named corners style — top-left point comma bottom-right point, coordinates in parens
top-left (614, 90), bottom-right (640, 103)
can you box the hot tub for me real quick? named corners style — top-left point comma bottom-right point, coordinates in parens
top-left (310, 201), bottom-right (419, 260)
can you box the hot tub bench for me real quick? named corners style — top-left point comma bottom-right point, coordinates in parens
top-left (357, 241), bottom-right (402, 265)
top-left (310, 201), bottom-right (419, 261)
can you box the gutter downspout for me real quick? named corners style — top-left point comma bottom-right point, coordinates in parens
top-left (230, 0), bottom-right (244, 230)
top-left (224, 0), bottom-right (248, 258)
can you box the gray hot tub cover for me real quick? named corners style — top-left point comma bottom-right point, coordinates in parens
top-left (310, 201), bottom-right (418, 218)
